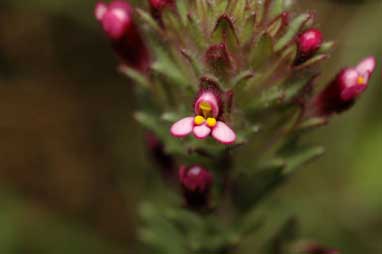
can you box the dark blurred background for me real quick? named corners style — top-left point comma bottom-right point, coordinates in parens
top-left (0, 0), bottom-right (380, 253)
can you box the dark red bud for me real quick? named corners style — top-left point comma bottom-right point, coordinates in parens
top-left (95, 1), bottom-right (150, 72)
top-left (179, 165), bottom-right (213, 208)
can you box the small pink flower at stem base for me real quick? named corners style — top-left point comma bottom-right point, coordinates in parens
top-left (179, 165), bottom-right (213, 208)
top-left (95, 1), bottom-right (150, 72)
top-left (314, 56), bottom-right (376, 115)
top-left (170, 85), bottom-right (237, 145)
top-left (295, 28), bottom-right (323, 65)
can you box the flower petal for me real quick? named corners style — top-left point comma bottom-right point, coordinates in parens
top-left (356, 56), bottom-right (376, 77)
top-left (339, 69), bottom-right (365, 101)
top-left (193, 124), bottom-right (211, 139)
top-left (212, 121), bottom-right (236, 145)
top-left (194, 91), bottom-right (220, 118)
top-left (340, 69), bottom-right (359, 89)
top-left (170, 117), bottom-right (194, 138)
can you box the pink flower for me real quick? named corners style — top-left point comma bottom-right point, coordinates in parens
top-left (170, 86), bottom-right (237, 145)
top-left (315, 56), bottom-right (376, 115)
top-left (179, 165), bottom-right (213, 208)
top-left (95, 1), bottom-right (150, 72)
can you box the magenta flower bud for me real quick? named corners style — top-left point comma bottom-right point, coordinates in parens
top-left (297, 28), bottom-right (323, 55)
top-left (95, 1), bottom-right (132, 40)
top-left (170, 82), bottom-right (237, 144)
top-left (295, 28), bottom-right (323, 64)
top-left (315, 56), bottom-right (376, 115)
top-left (95, 1), bottom-right (150, 72)
top-left (179, 165), bottom-right (213, 208)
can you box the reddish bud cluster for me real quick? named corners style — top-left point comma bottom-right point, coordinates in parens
top-left (179, 165), bottom-right (213, 208)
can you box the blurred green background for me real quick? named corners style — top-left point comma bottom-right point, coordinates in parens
top-left (0, 0), bottom-right (380, 253)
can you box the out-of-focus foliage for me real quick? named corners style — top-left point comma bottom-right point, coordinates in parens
top-left (0, 0), bottom-right (380, 254)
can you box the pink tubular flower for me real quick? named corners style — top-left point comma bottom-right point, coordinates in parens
top-left (95, 1), bottom-right (150, 72)
top-left (315, 56), bottom-right (376, 115)
top-left (170, 85), bottom-right (237, 145)
top-left (179, 165), bottom-right (213, 208)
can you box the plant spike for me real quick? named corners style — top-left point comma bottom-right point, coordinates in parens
top-left (94, 1), bottom-right (377, 253)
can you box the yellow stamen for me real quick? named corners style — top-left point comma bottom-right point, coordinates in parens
top-left (206, 118), bottom-right (217, 128)
top-left (199, 102), bottom-right (212, 117)
top-left (194, 115), bottom-right (205, 125)
top-left (357, 76), bottom-right (365, 85)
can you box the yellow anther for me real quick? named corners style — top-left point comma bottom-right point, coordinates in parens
top-left (194, 115), bottom-right (205, 125)
top-left (357, 76), bottom-right (365, 85)
top-left (199, 102), bottom-right (212, 117)
top-left (206, 118), bottom-right (217, 127)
